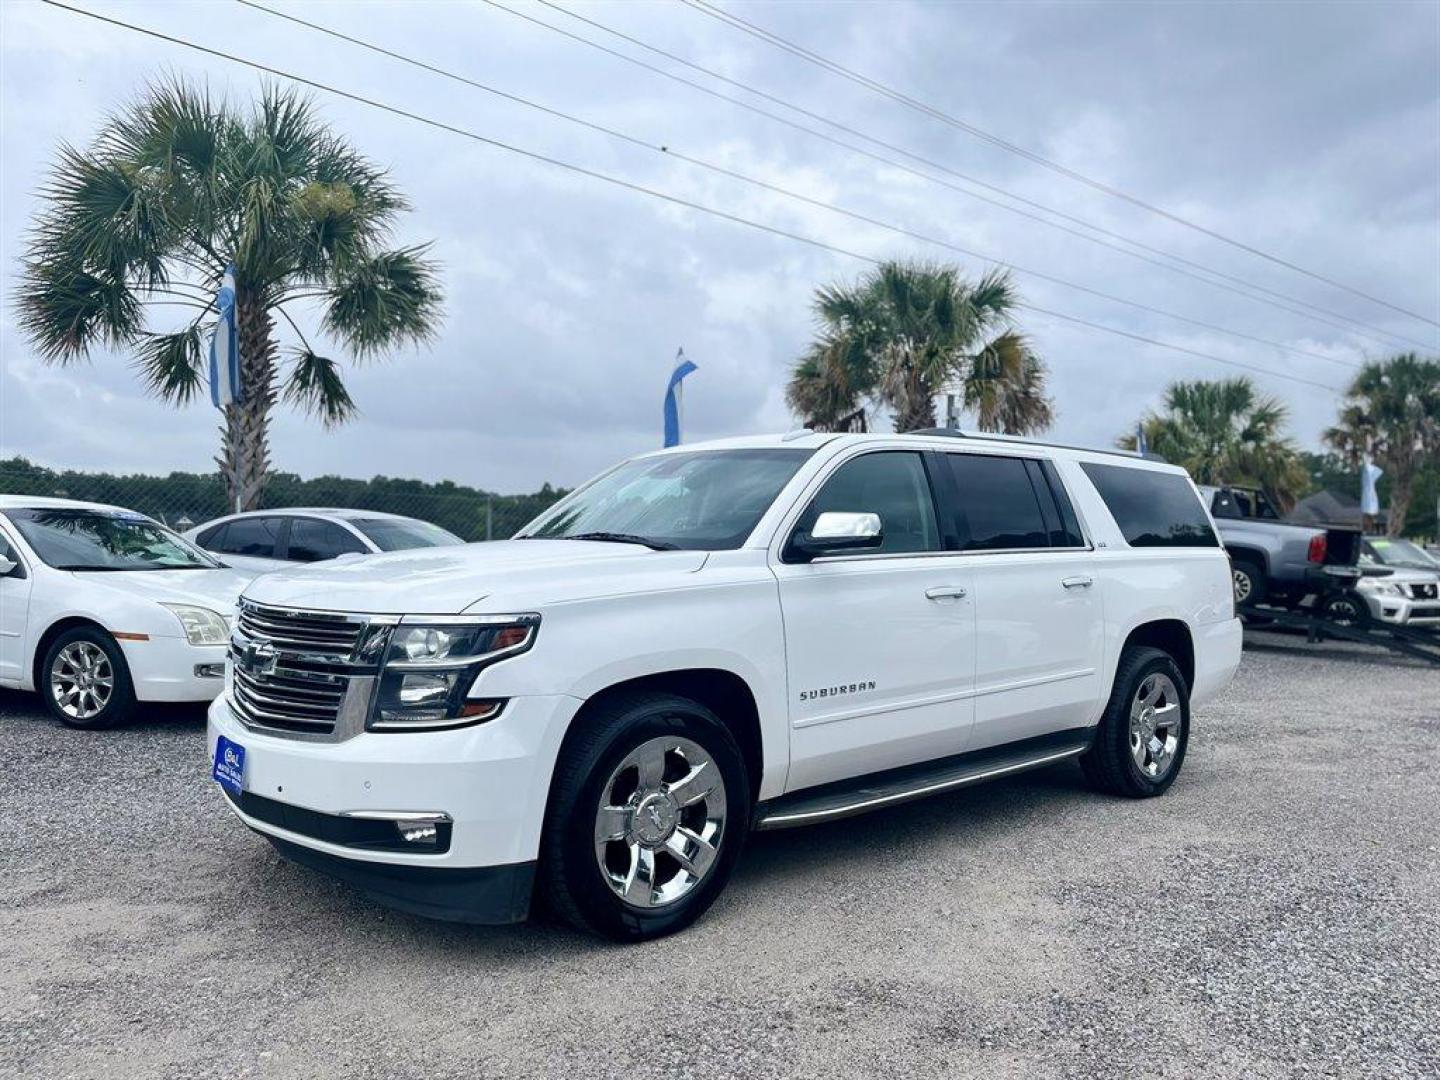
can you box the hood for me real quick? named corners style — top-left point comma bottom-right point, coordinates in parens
top-left (74, 565), bottom-right (256, 613)
top-left (239, 539), bottom-right (710, 615)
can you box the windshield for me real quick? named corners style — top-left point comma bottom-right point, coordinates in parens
top-left (1365, 537), bottom-right (1439, 571)
top-left (521, 448), bottom-right (813, 551)
top-left (8, 508), bottom-right (221, 571)
top-left (351, 517), bottom-right (465, 551)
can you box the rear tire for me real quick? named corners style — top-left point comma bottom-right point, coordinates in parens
top-left (1081, 646), bottom-right (1189, 798)
top-left (1230, 557), bottom-right (1267, 608)
top-left (538, 691), bottom-right (750, 942)
top-left (40, 626), bottom-right (137, 730)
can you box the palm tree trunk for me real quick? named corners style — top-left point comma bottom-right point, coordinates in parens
top-left (894, 392), bottom-right (938, 432)
top-left (1386, 468), bottom-right (1414, 537)
top-left (217, 295), bottom-right (277, 512)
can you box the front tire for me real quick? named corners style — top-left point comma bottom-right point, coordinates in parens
top-left (40, 626), bottom-right (137, 730)
top-left (1081, 646), bottom-right (1189, 798)
top-left (539, 691), bottom-right (750, 942)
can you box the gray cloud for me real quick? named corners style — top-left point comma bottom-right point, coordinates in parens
top-left (2, 0), bottom-right (1436, 494)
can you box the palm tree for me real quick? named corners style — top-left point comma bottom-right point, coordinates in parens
top-left (786, 261), bottom-right (1053, 435)
top-left (16, 79), bottom-right (442, 510)
top-left (1121, 377), bottom-right (1308, 509)
top-left (1323, 354), bottom-right (1440, 536)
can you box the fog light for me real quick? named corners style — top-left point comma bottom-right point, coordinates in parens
top-left (396, 818), bottom-right (440, 845)
top-left (194, 663), bottom-right (225, 679)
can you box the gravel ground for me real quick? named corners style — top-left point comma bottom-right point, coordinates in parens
top-left (2, 635), bottom-right (1437, 1080)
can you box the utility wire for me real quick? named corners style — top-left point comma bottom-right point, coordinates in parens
top-left (510, 0), bottom-right (1432, 354)
top-left (240, 0), bottom-right (1358, 373)
top-left (37, 0), bottom-right (1341, 394)
top-left (683, 0), bottom-right (1440, 332)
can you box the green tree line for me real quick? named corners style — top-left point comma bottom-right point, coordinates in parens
top-left (0, 457), bottom-right (566, 542)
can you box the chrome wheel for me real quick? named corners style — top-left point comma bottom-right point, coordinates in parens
top-left (1129, 673), bottom-right (1182, 780)
top-left (1232, 567), bottom-right (1253, 605)
top-left (594, 735), bottom-right (728, 909)
top-left (50, 641), bottom-right (115, 720)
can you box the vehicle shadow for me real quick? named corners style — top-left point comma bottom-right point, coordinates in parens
top-left (326, 760), bottom-right (1096, 959)
top-left (0, 686), bottom-right (210, 730)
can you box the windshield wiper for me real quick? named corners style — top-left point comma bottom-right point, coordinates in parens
top-left (564, 531), bottom-right (680, 551)
top-left (54, 563), bottom-right (209, 572)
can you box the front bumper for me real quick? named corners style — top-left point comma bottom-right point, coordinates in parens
top-left (208, 691), bottom-right (582, 921)
top-left (121, 636), bottom-right (227, 702)
top-left (1359, 591), bottom-right (1440, 627)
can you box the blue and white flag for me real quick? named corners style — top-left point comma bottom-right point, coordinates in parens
top-left (1360, 457), bottom-right (1382, 518)
top-left (1135, 422), bottom-right (1149, 457)
top-left (208, 265), bottom-right (241, 408)
top-left (663, 348), bottom-right (697, 448)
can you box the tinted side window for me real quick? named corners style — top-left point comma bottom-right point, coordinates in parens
top-left (798, 452), bottom-right (940, 555)
top-left (195, 522), bottom-right (227, 547)
top-left (1040, 461), bottom-right (1086, 547)
top-left (940, 454), bottom-right (1050, 551)
top-left (215, 517), bottom-right (284, 557)
top-left (1081, 463), bottom-right (1219, 548)
top-left (0, 530), bottom-right (25, 578)
top-left (286, 519), bottom-right (367, 562)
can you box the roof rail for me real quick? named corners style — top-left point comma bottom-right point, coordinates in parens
top-left (905, 427), bottom-right (1169, 464)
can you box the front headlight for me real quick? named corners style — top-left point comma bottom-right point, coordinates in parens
top-left (1358, 579), bottom-right (1405, 597)
top-left (369, 615), bottom-right (539, 732)
top-left (162, 604), bottom-right (230, 646)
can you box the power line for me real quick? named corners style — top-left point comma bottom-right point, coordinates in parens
top-left (509, 0), bottom-right (1434, 355)
top-left (238, 0), bottom-right (1360, 374)
top-left (36, 0), bottom-right (1341, 395)
top-left (682, 0), bottom-right (1440, 332)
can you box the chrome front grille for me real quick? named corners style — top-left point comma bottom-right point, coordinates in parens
top-left (1408, 582), bottom-right (1439, 601)
top-left (229, 601), bottom-right (390, 741)
top-left (236, 603), bottom-right (366, 656)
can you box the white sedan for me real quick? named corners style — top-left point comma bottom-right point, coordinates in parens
top-left (0, 496), bottom-right (255, 729)
top-left (183, 508), bottom-right (464, 575)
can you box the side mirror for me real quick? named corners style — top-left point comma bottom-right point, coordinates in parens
top-left (0, 556), bottom-right (17, 577)
top-left (791, 511), bottom-right (883, 561)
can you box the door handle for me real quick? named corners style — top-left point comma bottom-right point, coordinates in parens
top-left (925, 586), bottom-right (968, 600)
top-left (1061, 576), bottom-right (1094, 589)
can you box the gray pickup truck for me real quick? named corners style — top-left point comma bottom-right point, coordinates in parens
top-left (1197, 485), bottom-right (1363, 614)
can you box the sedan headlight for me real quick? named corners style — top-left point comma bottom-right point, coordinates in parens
top-left (162, 604), bottom-right (230, 646)
top-left (369, 615), bottom-right (539, 732)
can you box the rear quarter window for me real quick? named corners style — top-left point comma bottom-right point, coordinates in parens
top-left (1080, 462), bottom-right (1219, 548)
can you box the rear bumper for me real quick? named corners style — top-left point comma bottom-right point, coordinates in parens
top-left (262, 835), bottom-right (535, 924)
top-left (1191, 617), bottom-right (1243, 707)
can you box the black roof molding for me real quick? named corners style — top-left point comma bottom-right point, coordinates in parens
top-left (903, 427), bottom-right (1169, 465)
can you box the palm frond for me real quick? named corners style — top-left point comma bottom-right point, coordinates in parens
top-left (322, 245), bottom-right (443, 357)
top-left (283, 347), bottom-right (356, 426)
top-left (132, 321), bottom-right (210, 403)
top-left (16, 256), bottom-right (142, 362)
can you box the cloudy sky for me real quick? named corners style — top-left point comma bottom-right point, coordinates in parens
top-left (2, 0), bottom-right (1437, 494)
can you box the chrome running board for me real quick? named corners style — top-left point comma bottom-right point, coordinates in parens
top-left (753, 729), bottom-right (1092, 830)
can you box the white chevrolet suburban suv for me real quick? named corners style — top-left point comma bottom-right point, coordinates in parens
top-left (208, 431), bottom-right (1241, 940)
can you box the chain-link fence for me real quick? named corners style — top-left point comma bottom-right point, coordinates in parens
top-left (0, 458), bottom-right (564, 542)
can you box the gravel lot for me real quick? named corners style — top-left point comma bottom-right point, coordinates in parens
top-left (2, 634), bottom-right (1437, 1080)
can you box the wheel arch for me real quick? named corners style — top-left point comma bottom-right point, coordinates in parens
top-left (30, 616), bottom-right (116, 692)
top-left (559, 668), bottom-right (765, 805)
top-left (1119, 619), bottom-right (1195, 694)
top-left (1224, 544), bottom-right (1269, 575)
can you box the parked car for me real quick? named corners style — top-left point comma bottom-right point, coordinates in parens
top-left (184, 508), bottom-right (464, 574)
top-left (1195, 484), bottom-right (1362, 608)
top-left (1352, 538), bottom-right (1440, 629)
top-left (209, 431), bottom-right (1242, 941)
top-left (0, 496), bottom-right (255, 728)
